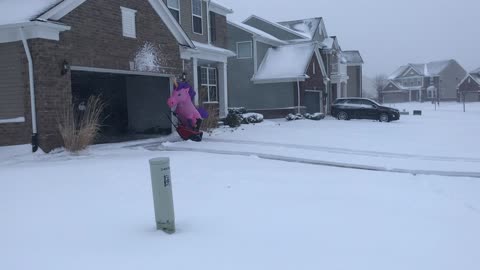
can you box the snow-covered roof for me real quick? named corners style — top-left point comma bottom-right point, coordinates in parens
top-left (342, 50), bottom-right (364, 65)
top-left (210, 1), bottom-right (233, 16)
top-left (0, 0), bottom-right (62, 25)
top-left (276, 17), bottom-right (322, 40)
top-left (243, 15), bottom-right (309, 40)
top-left (192, 41), bottom-right (235, 56)
top-left (389, 60), bottom-right (456, 79)
top-left (253, 42), bottom-right (318, 83)
top-left (471, 67), bottom-right (480, 74)
top-left (228, 20), bottom-right (286, 45)
top-left (320, 37), bottom-right (334, 50)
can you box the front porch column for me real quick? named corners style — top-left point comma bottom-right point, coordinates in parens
top-left (409, 90), bottom-right (412, 102)
top-left (218, 62), bottom-right (228, 118)
top-left (193, 57), bottom-right (199, 106)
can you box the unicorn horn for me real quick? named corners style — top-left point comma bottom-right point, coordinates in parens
top-left (173, 77), bottom-right (178, 89)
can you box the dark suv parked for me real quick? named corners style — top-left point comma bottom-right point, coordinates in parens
top-left (331, 98), bottom-right (400, 122)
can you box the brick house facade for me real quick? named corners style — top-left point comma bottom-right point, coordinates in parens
top-left (0, 0), bottom-right (196, 151)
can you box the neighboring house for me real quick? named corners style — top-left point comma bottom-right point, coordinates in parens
top-left (226, 20), bottom-right (327, 117)
top-left (343, 50), bottom-right (364, 98)
top-left (163, 0), bottom-right (235, 117)
top-left (381, 60), bottom-right (466, 103)
top-left (457, 67), bottom-right (480, 102)
top-left (227, 15), bottom-right (354, 116)
top-left (0, 0), bottom-right (232, 152)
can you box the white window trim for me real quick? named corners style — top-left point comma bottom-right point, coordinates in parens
top-left (236, 41), bottom-right (252, 59)
top-left (191, 0), bottom-right (203, 35)
top-left (201, 67), bottom-right (218, 102)
top-left (313, 61), bottom-right (316, 75)
top-left (167, 0), bottom-right (181, 24)
top-left (121, 7), bottom-right (137, 38)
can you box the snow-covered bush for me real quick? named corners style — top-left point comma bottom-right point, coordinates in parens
top-left (224, 113), bottom-right (242, 128)
top-left (228, 107), bottom-right (247, 115)
top-left (57, 96), bottom-right (105, 153)
top-left (304, 113), bottom-right (325, 121)
top-left (242, 113), bottom-right (264, 124)
top-left (286, 113), bottom-right (305, 121)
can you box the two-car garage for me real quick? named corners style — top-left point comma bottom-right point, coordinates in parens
top-left (71, 69), bottom-right (172, 143)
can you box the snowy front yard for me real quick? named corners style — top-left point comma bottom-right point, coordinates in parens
top-left (1, 102), bottom-right (480, 270)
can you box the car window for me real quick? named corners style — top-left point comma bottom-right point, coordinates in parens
top-left (334, 99), bottom-right (348, 104)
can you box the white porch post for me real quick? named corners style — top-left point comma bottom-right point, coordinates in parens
top-left (297, 79), bottom-right (301, 114)
top-left (193, 58), bottom-right (199, 106)
top-left (409, 90), bottom-right (412, 102)
top-left (218, 62), bottom-right (229, 118)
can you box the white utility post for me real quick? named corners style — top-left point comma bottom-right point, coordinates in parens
top-left (149, 158), bottom-right (175, 234)
top-left (193, 58), bottom-right (199, 106)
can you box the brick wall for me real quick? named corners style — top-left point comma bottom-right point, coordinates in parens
top-left (26, 0), bottom-right (184, 152)
top-left (0, 42), bottom-right (31, 146)
top-left (212, 13), bottom-right (228, 49)
top-left (298, 55), bottom-right (326, 106)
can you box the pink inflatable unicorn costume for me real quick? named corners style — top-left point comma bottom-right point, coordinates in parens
top-left (167, 82), bottom-right (204, 130)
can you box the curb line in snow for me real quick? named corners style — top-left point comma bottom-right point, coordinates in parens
top-left (203, 138), bottom-right (480, 163)
top-left (148, 145), bottom-right (480, 179)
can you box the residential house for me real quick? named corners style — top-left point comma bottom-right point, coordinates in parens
top-left (343, 50), bottom-right (364, 98)
top-left (163, 0), bottom-right (235, 117)
top-left (227, 15), bottom-right (358, 117)
top-left (457, 67), bottom-right (480, 102)
top-left (0, 0), bottom-right (233, 152)
top-left (227, 19), bottom-right (327, 117)
top-left (381, 60), bottom-right (466, 103)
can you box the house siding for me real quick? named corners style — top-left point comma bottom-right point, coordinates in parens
top-left (438, 61), bottom-right (466, 100)
top-left (458, 76), bottom-right (480, 102)
top-left (227, 25), bottom-right (295, 111)
top-left (347, 65), bottom-right (361, 97)
top-left (14, 0), bottom-right (183, 151)
top-left (211, 12), bottom-right (228, 49)
top-left (0, 42), bottom-right (30, 146)
top-left (164, 0), bottom-right (208, 44)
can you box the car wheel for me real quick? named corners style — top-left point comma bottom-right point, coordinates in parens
top-left (379, 113), bottom-right (390, 122)
top-left (337, 111), bottom-right (349, 120)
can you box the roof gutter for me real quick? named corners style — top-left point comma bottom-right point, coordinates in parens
top-left (19, 27), bottom-right (38, 152)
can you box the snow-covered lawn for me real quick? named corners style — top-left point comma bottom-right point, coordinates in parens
top-left (1, 102), bottom-right (480, 270)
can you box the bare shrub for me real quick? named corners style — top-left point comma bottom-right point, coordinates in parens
top-left (58, 96), bottom-right (105, 153)
top-left (198, 86), bottom-right (219, 133)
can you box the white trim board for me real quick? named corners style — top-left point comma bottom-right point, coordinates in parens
top-left (70, 66), bottom-right (174, 77)
top-left (0, 117), bottom-right (25, 124)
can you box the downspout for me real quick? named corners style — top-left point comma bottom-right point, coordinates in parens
top-left (19, 28), bottom-right (38, 153)
top-left (206, 0), bottom-right (211, 44)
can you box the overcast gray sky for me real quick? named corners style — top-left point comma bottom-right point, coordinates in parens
top-left (220, 0), bottom-right (480, 77)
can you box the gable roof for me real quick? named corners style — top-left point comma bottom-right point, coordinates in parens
top-left (243, 15), bottom-right (309, 40)
top-left (471, 67), bottom-right (480, 74)
top-left (227, 20), bottom-right (286, 46)
top-left (389, 60), bottom-right (456, 79)
top-left (276, 17), bottom-right (322, 40)
top-left (0, 0), bottom-right (195, 47)
top-left (342, 50), bottom-right (364, 65)
top-left (252, 42), bottom-right (325, 84)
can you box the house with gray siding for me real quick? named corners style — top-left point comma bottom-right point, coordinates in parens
top-left (0, 0), bottom-right (233, 152)
top-left (227, 15), bottom-right (358, 116)
top-left (227, 19), bottom-right (328, 117)
top-left (343, 50), bottom-right (364, 98)
top-left (457, 67), bottom-right (480, 102)
top-left (381, 60), bottom-right (466, 103)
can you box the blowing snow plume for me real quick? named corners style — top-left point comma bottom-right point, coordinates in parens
top-left (134, 42), bottom-right (166, 72)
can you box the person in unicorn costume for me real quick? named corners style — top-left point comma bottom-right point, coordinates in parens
top-left (167, 81), bottom-right (208, 131)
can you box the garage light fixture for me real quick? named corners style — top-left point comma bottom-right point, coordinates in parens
top-left (61, 60), bottom-right (70, 76)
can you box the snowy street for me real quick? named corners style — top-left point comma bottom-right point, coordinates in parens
top-left (1, 102), bottom-right (480, 270)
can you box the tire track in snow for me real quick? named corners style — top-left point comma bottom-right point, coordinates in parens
top-left (145, 144), bottom-right (480, 179)
top-left (204, 138), bottom-right (480, 163)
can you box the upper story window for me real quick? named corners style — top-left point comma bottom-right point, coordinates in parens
top-left (236, 41), bottom-right (252, 59)
top-left (167, 0), bottom-right (180, 23)
top-left (121, 7), bottom-right (137, 38)
top-left (192, 0), bottom-right (203, 34)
